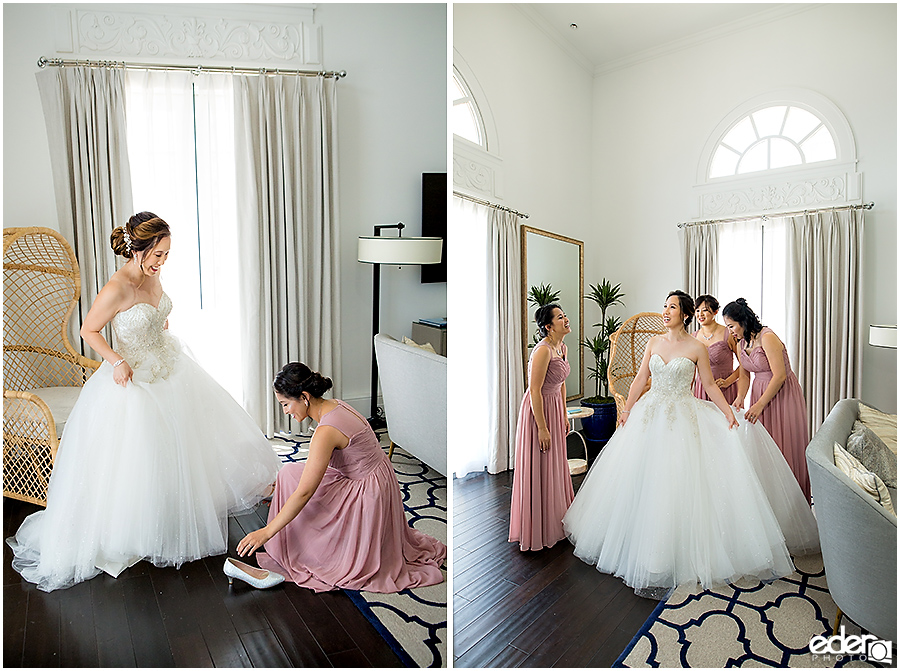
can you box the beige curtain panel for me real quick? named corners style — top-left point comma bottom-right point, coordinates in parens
top-left (680, 223), bottom-right (719, 302)
top-left (36, 67), bottom-right (134, 357)
top-left (489, 208), bottom-right (524, 474)
top-left (234, 75), bottom-right (341, 436)
top-left (787, 207), bottom-right (864, 433)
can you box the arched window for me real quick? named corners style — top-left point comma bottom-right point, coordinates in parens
top-left (709, 105), bottom-right (837, 178)
top-left (452, 69), bottom-right (486, 148)
top-left (694, 89), bottom-right (859, 219)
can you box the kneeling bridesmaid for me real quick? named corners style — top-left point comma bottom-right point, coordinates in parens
top-left (234, 362), bottom-right (446, 593)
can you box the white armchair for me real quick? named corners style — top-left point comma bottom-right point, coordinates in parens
top-left (374, 333), bottom-right (447, 476)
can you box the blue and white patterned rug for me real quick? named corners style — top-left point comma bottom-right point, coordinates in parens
top-left (615, 553), bottom-right (889, 668)
top-left (269, 432), bottom-right (447, 668)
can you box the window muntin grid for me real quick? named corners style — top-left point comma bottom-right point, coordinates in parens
top-left (709, 105), bottom-right (836, 178)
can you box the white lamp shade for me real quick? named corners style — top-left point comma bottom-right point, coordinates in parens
top-left (869, 325), bottom-right (897, 349)
top-left (358, 236), bottom-right (442, 265)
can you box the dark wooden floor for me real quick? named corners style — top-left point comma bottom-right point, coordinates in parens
top-left (3, 497), bottom-right (401, 668)
top-left (452, 469), bottom-right (660, 668)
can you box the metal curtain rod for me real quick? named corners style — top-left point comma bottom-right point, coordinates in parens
top-left (37, 56), bottom-right (347, 79)
top-left (677, 201), bottom-right (874, 228)
top-left (453, 191), bottom-right (529, 219)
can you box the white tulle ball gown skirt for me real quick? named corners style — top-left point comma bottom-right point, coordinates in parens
top-left (562, 355), bottom-right (819, 598)
top-left (7, 294), bottom-right (281, 592)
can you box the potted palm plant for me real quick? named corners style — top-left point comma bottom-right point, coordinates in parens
top-left (580, 279), bottom-right (625, 451)
top-left (527, 283), bottom-right (560, 347)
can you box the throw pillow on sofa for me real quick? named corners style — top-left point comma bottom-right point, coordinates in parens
top-left (402, 336), bottom-right (437, 355)
top-left (847, 420), bottom-right (897, 488)
top-left (858, 402), bottom-right (897, 455)
top-left (834, 441), bottom-right (896, 516)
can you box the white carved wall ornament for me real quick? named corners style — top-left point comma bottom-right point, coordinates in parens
top-left (699, 175), bottom-right (852, 217)
top-left (453, 156), bottom-right (494, 196)
top-left (58, 8), bottom-right (321, 66)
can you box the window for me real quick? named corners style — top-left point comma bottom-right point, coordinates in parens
top-left (716, 217), bottom-right (789, 343)
top-left (709, 105), bottom-right (837, 179)
top-left (125, 70), bottom-right (243, 402)
top-left (452, 70), bottom-right (485, 147)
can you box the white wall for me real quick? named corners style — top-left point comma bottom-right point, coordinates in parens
top-left (590, 3), bottom-right (897, 411)
top-left (453, 4), bottom-right (593, 242)
top-left (2, 3), bottom-right (447, 409)
top-left (452, 2), bottom-right (594, 388)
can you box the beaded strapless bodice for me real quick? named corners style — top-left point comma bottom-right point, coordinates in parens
top-left (111, 292), bottom-right (180, 383)
top-left (648, 355), bottom-right (696, 397)
top-left (640, 354), bottom-right (703, 428)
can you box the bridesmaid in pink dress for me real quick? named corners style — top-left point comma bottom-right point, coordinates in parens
top-left (235, 363), bottom-right (446, 592)
top-left (723, 299), bottom-right (811, 503)
top-left (509, 304), bottom-right (575, 551)
top-left (691, 294), bottom-right (740, 404)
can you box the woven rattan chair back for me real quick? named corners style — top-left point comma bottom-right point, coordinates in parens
top-left (3, 227), bottom-right (99, 505)
top-left (607, 312), bottom-right (665, 417)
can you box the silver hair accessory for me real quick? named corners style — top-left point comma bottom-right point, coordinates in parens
top-left (123, 230), bottom-right (132, 253)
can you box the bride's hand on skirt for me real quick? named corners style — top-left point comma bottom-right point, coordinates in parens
top-left (113, 361), bottom-right (133, 387)
top-left (238, 526), bottom-right (274, 557)
top-left (617, 410), bottom-right (629, 427)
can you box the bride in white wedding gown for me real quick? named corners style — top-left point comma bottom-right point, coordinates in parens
top-left (563, 291), bottom-right (819, 599)
top-left (7, 213), bottom-right (281, 592)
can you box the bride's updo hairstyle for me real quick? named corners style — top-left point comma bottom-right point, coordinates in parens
top-left (535, 303), bottom-right (562, 338)
top-left (273, 362), bottom-right (334, 400)
top-left (667, 290), bottom-right (695, 329)
top-left (722, 298), bottom-right (765, 346)
top-left (110, 212), bottom-right (171, 260)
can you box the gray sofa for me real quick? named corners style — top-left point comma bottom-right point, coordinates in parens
top-left (805, 398), bottom-right (897, 642)
top-left (374, 333), bottom-right (447, 476)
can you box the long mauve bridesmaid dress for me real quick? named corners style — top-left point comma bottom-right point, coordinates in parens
top-left (256, 400), bottom-right (446, 593)
top-left (739, 327), bottom-right (811, 503)
top-left (693, 327), bottom-right (738, 404)
top-left (509, 341), bottom-right (574, 551)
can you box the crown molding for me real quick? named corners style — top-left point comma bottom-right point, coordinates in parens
top-left (593, 4), bottom-right (823, 78)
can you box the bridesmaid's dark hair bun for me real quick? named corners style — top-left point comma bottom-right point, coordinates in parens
top-left (273, 362), bottom-right (334, 399)
top-left (110, 211), bottom-right (170, 259)
top-left (535, 303), bottom-right (562, 338)
top-left (667, 290), bottom-right (694, 328)
top-left (695, 294), bottom-right (720, 313)
top-left (722, 298), bottom-right (765, 345)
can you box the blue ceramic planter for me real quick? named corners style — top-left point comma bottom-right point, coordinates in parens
top-left (579, 398), bottom-right (618, 447)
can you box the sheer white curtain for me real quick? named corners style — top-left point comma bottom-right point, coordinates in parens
top-left (718, 217), bottom-right (792, 362)
top-left (125, 70), bottom-right (242, 400)
top-left (786, 208), bottom-right (864, 431)
top-left (450, 197), bottom-right (523, 478)
top-left (36, 67), bottom-right (133, 355)
top-left (233, 75), bottom-right (341, 436)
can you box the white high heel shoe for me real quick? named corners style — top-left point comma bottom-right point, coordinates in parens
top-left (223, 557), bottom-right (285, 589)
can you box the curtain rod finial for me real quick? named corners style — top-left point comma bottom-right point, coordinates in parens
top-left (37, 56), bottom-right (48, 68)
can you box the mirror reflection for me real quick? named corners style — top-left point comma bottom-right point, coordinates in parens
top-left (521, 226), bottom-right (584, 400)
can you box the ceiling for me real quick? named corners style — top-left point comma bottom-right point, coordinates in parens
top-left (519, 3), bottom-right (806, 76)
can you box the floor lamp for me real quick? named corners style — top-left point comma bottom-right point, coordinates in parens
top-left (358, 223), bottom-right (443, 429)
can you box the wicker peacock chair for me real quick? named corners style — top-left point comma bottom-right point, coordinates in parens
top-left (607, 312), bottom-right (665, 418)
top-left (4, 227), bottom-right (100, 506)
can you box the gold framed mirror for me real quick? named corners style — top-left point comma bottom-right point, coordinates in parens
top-left (520, 226), bottom-right (584, 400)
